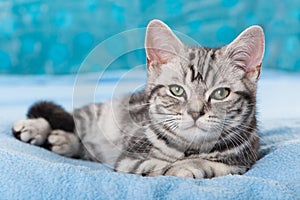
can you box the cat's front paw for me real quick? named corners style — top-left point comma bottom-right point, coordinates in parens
top-left (164, 164), bottom-right (205, 179)
top-left (12, 118), bottom-right (51, 145)
top-left (48, 130), bottom-right (81, 158)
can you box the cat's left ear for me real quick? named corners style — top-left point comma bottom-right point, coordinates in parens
top-left (224, 25), bottom-right (265, 81)
top-left (145, 20), bottom-right (184, 69)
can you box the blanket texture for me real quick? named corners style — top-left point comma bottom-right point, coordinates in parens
top-left (0, 71), bottom-right (299, 199)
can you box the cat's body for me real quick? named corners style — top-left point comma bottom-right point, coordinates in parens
top-left (12, 20), bottom-right (265, 178)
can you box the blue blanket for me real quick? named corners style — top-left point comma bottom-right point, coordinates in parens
top-left (0, 71), bottom-right (300, 199)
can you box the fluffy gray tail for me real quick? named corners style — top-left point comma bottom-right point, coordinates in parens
top-left (27, 101), bottom-right (74, 132)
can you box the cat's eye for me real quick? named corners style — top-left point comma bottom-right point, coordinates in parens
top-left (169, 85), bottom-right (185, 97)
top-left (211, 88), bottom-right (230, 100)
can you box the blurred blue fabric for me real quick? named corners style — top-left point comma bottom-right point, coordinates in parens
top-left (0, 0), bottom-right (299, 74)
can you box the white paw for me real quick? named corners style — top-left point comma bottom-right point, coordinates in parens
top-left (165, 165), bottom-right (204, 179)
top-left (13, 118), bottom-right (51, 145)
top-left (48, 130), bottom-right (80, 157)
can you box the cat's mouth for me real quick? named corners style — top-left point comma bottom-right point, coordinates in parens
top-left (182, 124), bottom-right (207, 132)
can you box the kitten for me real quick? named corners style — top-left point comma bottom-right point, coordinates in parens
top-left (12, 20), bottom-right (264, 178)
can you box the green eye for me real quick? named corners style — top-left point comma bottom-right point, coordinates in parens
top-left (169, 85), bottom-right (185, 97)
top-left (211, 88), bottom-right (230, 100)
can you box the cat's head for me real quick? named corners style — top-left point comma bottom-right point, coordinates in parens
top-left (144, 20), bottom-right (264, 148)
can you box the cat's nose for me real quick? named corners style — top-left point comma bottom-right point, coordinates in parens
top-left (187, 110), bottom-right (205, 121)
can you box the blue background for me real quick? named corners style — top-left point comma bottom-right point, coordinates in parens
top-left (0, 0), bottom-right (299, 74)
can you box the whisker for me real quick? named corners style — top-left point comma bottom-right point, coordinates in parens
top-left (222, 119), bottom-right (268, 145)
top-left (218, 122), bottom-right (259, 164)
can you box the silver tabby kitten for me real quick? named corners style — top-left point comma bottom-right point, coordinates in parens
top-left (13, 20), bottom-right (265, 178)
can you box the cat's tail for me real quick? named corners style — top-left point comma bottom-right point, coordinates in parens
top-left (27, 101), bottom-right (75, 132)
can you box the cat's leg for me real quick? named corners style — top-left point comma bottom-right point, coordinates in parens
top-left (115, 156), bottom-right (205, 178)
top-left (47, 129), bottom-right (84, 158)
top-left (115, 154), bottom-right (246, 178)
top-left (115, 153), bottom-right (205, 178)
top-left (164, 159), bottom-right (247, 178)
top-left (115, 155), bottom-right (171, 177)
top-left (13, 118), bottom-right (51, 145)
top-left (12, 118), bottom-right (85, 158)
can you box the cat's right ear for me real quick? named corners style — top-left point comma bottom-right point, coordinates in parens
top-left (224, 25), bottom-right (265, 81)
top-left (145, 20), bottom-right (184, 69)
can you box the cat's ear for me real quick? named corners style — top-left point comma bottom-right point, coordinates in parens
top-left (145, 19), bottom-right (184, 68)
top-left (225, 25), bottom-right (265, 81)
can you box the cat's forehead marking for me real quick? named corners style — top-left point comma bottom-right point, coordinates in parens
top-left (183, 47), bottom-right (221, 91)
top-left (189, 64), bottom-right (203, 82)
top-left (210, 49), bottom-right (216, 60)
top-left (187, 48), bottom-right (209, 83)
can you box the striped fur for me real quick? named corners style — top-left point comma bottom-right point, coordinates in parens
top-left (12, 20), bottom-right (264, 178)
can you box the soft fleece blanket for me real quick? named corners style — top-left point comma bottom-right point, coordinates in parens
top-left (0, 71), bottom-right (299, 199)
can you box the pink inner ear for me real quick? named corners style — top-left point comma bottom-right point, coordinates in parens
top-left (145, 20), bottom-right (183, 67)
top-left (227, 26), bottom-right (265, 72)
top-left (247, 42), bottom-right (264, 72)
top-left (147, 49), bottom-right (168, 66)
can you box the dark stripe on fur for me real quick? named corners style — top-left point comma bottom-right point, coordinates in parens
top-left (130, 159), bottom-right (145, 174)
top-left (150, 125), bottom-right (170, 145)
top-left (190, 64), bottom-right (203, 82)
top-left (184, 149), bottom-right (201, 157)
top-left (189, 52), bottom-right (195, 60)
top-left (234, 91), bottom-right (253, 103)
top-left (126, 136), bottom-right (153, 154)
top-left (203, 60), bottom-right (213, 83)
top-left (210, 116), bottom-right (255, 153)
top-left (149, 85), bottom-right (164, 98)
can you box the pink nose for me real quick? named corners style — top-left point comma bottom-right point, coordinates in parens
top-left (187, 110), bottom-right (205, 121)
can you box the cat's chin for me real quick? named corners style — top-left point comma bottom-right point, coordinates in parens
top-left (177, 125), bottom-right (218, 143)
top-left (180, 122), bottom-right (211, 133)
top-left (181, 125), bottom-right (207, 133)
